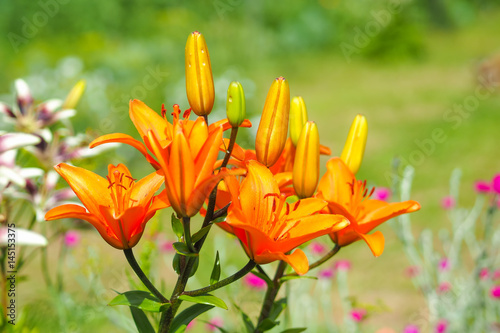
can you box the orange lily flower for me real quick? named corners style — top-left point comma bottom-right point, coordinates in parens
top-left (45, 163), bottom-right (168, 249)
top-left (90, 100), bottom-right (251, 171)
top-left (316, 157), bottom-right (421, 257)
top-left (90, 100), bottom-right (250, 217)
top-left (224, 160), bottom-right (349, 275)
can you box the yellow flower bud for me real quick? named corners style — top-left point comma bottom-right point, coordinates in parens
top-left (340, 114), bottom-right (368, 174)
top-left (185, 31), bottom-right (214, 116)
top-left (293, 121), bottom-right (320, 198)
top-left (289, 96), bottom-right (308, 146)
top-left (255, 77), bottom-right (290, 167)
top-left (226, 81), bottom-right (246, 127)
top-left (62, 80), bottom-right (86, 110)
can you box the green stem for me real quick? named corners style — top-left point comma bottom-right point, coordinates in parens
top-left (158, 256), bottom-right (197, 333)
top-left (123, 249), bottom-right (168, 303)
top-left (284, 244), bottom-right (341, 278)
top-left (183, 260), bottom-right (256, 296)
top-left (255, 261), bottom-right (288, 332)
top-left (221, 127), bottom-right (238, 168)
top-left (182, 216), bottom-right (195, 253)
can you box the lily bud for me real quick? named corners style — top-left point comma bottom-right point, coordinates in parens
top-left (226, 81), bottom-right (246, 127)
top-left (185, 31), bottom-right (214, 116)
top-left (256, 77), bottom-right (290, 167)
top-left (340, 114), bottom-right (368, 175)
top-left (62, 80), bottom-right (86, 110)
top-left (15, 79), bottom-right (33, 115)
top-left (293, 121), bottom-right (320, 198)
top-left (289, 96), bottom-right (308, 146)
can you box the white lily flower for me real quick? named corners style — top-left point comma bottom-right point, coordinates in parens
top-left (0, 227), bottom-right (48, 247)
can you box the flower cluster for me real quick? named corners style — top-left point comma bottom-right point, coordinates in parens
top-left (43, 31), bottom-right (421, 331)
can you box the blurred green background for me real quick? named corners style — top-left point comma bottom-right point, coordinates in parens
top-left (1, 0), bottom-right (500, 331)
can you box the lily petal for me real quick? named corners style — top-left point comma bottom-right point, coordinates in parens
top-left (357, 231), bottom-right (385, 257)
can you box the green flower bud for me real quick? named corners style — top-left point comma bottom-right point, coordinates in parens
top-left (226, 81), bottom-right (246, 127)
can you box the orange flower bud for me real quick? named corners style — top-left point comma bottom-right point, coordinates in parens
top-left (185, 31), bottom-right (214, 116)
top-left (226, 81), bottom-right (246, 127)
top-left (255, 77), bottom-right (290, 167)
top-left (289, 96), bottom-right (308, 146)
top-left (293, 121), bottom-right (320, 198)
top-left (340, 114), bottom-right (368, 174)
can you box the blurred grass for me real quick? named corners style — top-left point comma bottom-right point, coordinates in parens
top-left (1, 1), bottom-right (500, 332)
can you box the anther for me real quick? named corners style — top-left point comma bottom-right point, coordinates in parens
top-left (293, 200), bottom-right (301, 212)
top-left (161, 104), bottom-right (167, 118)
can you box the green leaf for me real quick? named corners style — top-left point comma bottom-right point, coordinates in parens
top-left (279, 275), bottom-right (317, 283)
top-left (189, 257), bottom-right (200, 277)
top-left (173, 253), bottom-right (182, 275)
top-left (234, 304), bottom-right (255, 333)
top-left (170, 304), bottom-right (214, 333)
top-left (179, 294), bottom-right (228, 310)
top-left (269, 298), bottom-right (287, 322)
top-left (256, 318), bottom-right (279, 331)
top-left (173, 242), bottom-right (198, 257)
top-left (108, 290), bottom-right (169, 312)
top-left (129, 307), bottom-right (155, 333)
top-left (280, 328), bottom-right (307, 333)
top-left (210, 251), bottom-right (221, 285)
top-left (191, 225), bottom-right (211, 243)
top-left (171, 213), bottom-right (184, 239)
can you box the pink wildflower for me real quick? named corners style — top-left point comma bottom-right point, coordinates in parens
top-left (64, 230), bottom-right (80, 247)
top-left (493, 270), bottom-right (500, 280)
top-left (405, 266), bottom-right (420, 278)
top-left (438, 258), bottom-right (450, 271)
top-left (319, 268), bottom-right (334, 279)
top-left (159, 240), bottom-right (174, 253)
top-left (492, 174), bottom-right (500, 194)
top-left (350, 308), bottom-right (366, 322)
top-left (243, 273), bottom-right (267, 290)
top-left (474, 181), bottom-right (491, 194)
top-left (440, 196), bottom-right (455, 210)
top-left (437, 281), bottom-right (451, 294)
top-left (309, 242), bottom-right (326, 255)
top-left (206, 317), bottom-right (224, 331)
top-left (491, 286), bottom-right (500, 299)
top-left (334, 260), bottom-right (351, 272)
top-left (435, 319), bottom-right (448, 333)
top-left (186, 320), bottom-right (195, 331)
top-left (403, 325), bottom-right (420, 333)
top-left (480, 268), bottom-right (489, 280)
top-left (373, 187), bottom-right (391, 201)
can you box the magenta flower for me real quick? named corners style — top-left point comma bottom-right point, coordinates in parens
top-left (405, 266), bottom-right (420, 278)
top-left (309, 242), bottom-right (326, 255)
top-left (479, 268), bottom-right (489, 280)
top-left (440, 196), bottom-right (455, 210)
top-left (350, 308), bottom-right (366, 322)
top-left (334, 260), bottom-right (351, 272)
top-left (243, 273), bottom-right (267, 290)
top-left (474, 181), bottom-right (492, 194)
top-left (159, 240), bottom-right (174, 253)
top-left (491, 285), bottom-right (500, 299)
top-left (186, 320), bottom-right (195, 331)
top-left (206, 317), bottom-right (224, 331)
top-left (318, 268), bottom-right (334, 279)
top-left (492, 174), bottom-right (500, 194)
top-left (435, 319), bottom-right (448, 333)
top-left (437, 281), bottom-right (451, 294)
top-left (438, 258), bottom-right (450, 271)
top-left (403, 325), bottom-right (420, 333)
top-left (373, 187), bottom-right (391, 201)
top-left (64, 230), bottom-right (80, 247)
